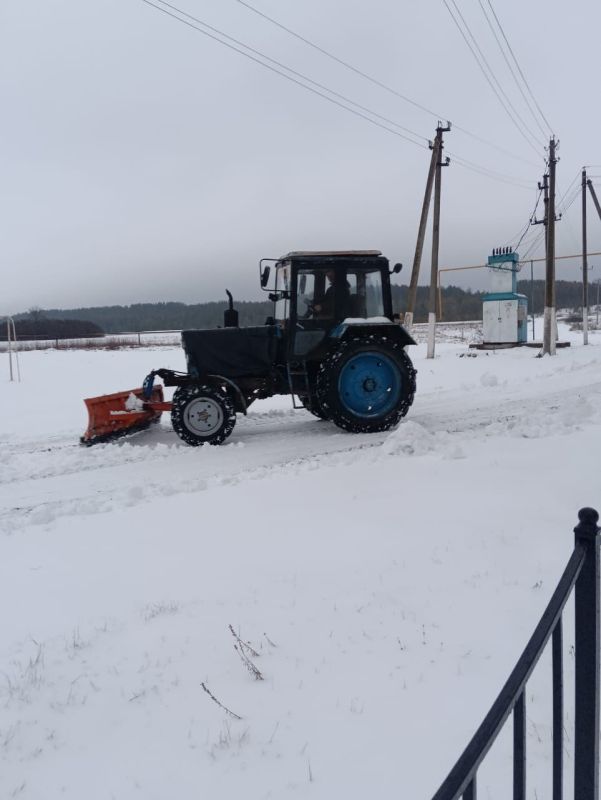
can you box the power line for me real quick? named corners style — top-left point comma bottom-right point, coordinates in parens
top-left (140, 0), bottom-right (536, 190)
top-left (504, 187), bottom-right (540, 244)
top-left (555, 170), bottom-right (582, 224)
top-left (557, 184), bottom-right (581, 251)
top-left (451, 126), bottom-right (539, 170)
top-left (444, 0), bottom-right (545, 150)
top-left (517, 228), bottom-right (541, 251)
top-left (442, 0), bottom-right (544, 156)
top-left (521, 227), bottom-right (545, 259)
top-left (519, 185), bottom-right (580, 261)
top-left (514, 228), bottom-right (539, 254)
top-left (506, 219), bottom-right (531, 249)
top-left (559, 189), bottom-right (580, 216)
top-left (483, 0), bottom-right (553, 136)
top-left (152, 0), bottom-right (434, 146)
top-left (556, 169), bottom-right (580, 213)
top-left (141, 0), bottom-right (426, 150)
top-left (231, 0), bottom-right (540, 169)
top-left (477, 0), bottom-right (547, 140)
top-left (516, 188), bottom-right (543, 249)
top-left (448, 153), bottom-right (532, 190)
top-left (509, 185), bottom-right (544, 251)
top-left (561, 187), bottom-right (581, 215)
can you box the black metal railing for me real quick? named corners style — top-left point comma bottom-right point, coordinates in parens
top-left (431, 507), bottom-right (600, 800)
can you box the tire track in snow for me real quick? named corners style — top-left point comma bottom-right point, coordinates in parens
top-left (2, 379), bottom-right (600, 533)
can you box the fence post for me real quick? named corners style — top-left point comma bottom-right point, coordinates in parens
top-left (7, 318), bottom-right (14, 381)
top-left (574, 507), bottom-right (600, 800)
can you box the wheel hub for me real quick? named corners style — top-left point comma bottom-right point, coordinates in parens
top-left (363, 377), bottom-right (377, 392)
top-left (338, 351), bottom-right (402, 418)
top-left (184, 397), bottom-right (224, 436)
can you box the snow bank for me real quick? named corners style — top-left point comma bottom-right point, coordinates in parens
top-left (382, 420), bottom-right (436, 456)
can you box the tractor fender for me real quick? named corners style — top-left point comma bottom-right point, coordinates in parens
top-left (206, 374), bottom-right (248, 414)
top-left (329, 321), bottom-right (416, 347)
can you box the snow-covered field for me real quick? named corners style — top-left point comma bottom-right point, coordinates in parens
top-left (1, 325), bottom-right (600, 799)
top-left (0, 330), bottom-right (183, 352)
top-left (0, 320), bottom-right (480, 353)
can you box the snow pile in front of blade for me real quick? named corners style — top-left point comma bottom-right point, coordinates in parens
top-left (124, 392), bottom-right (145, 412)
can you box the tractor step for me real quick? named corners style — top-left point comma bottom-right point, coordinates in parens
top-left (286, 361), bottom-right (312, 410)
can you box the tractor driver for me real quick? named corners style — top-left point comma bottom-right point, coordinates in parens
top-left (312, 270), bottom-right (351, 319)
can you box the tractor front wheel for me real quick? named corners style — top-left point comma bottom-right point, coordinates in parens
top-left (171, 384), bottom-right (236, 446)
top-left (315, 336), bottom-right (416, 433)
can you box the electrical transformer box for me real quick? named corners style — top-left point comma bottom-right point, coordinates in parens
top-left (483, 296), bottom-right (528, 343)
top-left (482, 249), bottom-right (528, 345)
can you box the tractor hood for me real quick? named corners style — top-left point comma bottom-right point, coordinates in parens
top-left (182, 326), bottom-right (278, 379)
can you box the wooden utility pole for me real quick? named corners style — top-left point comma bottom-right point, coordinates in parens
top-left (530, 260), bottom-right (535, 340)
top-left (427, 123), bottom-right (451, 359)
top-left (582, 168), bottom-right (589, 344)
top-left (543, 138), bottom-right (558, 355)
top-left (588, 179), bottom-right (601, 222)
top-left (533, 174), bottom-right (548, 234)
top-left (532, 173), bottom-right (548, 336)
top-left (542, 172), bottom-right (549, 246)
top-left (405, 132), bottom-right (441, 331)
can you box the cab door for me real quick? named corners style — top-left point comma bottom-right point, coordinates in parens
top-left (290, 267), bottom-right (329, 358)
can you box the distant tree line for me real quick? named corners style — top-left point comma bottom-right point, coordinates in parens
top-left (391, 285), bottom-right (485, 321)
top-left (10, 280), bottom-right (592, 333)
top-left (1, 310), bottom-right (103, 341)
top-left (516, 279), bottom-right (594, 315)
top-left (13, 300), bottom-right (273, 333)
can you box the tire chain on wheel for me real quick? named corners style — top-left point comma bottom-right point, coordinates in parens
top-left (171, 383), bottom-right (236, 446)
top-left (299, 394), bottom-right (330, 420)
top-left (315, 334), bottom-right (417, 433)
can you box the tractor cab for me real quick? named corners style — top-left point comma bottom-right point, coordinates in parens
top-left (262, 250), bottom-right (402, 358)
top-left (265, 250), bottom-right (395, 324)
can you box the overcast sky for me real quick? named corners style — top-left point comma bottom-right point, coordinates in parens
top-left (2, 0), bottom-right (601, 314)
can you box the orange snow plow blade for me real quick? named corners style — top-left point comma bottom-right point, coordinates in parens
top-left (81, 385), bottom-right (166, 445)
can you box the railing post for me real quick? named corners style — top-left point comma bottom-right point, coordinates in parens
top-left (552, 619), bottom-right (563, 800)
top-left (574, 507), bottom-right (600, 800)
top-left (464, 775), bottom-right (476, 800)
top-left (513, 691), bottom-right (526, 800)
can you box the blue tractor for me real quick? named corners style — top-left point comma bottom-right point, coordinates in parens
top-left (82, 251), bottom-right (417, 446)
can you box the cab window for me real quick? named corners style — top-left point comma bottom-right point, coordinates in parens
top-left (365, 270), bottom-right (384, 317)
top-left (296, 269), bottom-right (330, 319)
top-left (274, 264), bottom-right (290, 323)
top-left (344, 269), bottom-right (384, 318)
top-left (296, 270), bottom-right (316, 318)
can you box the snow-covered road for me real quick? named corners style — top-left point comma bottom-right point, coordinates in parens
top-left (1, 326), bottom-right (601, 799)
top-left (2, 335), bottom-right (598, 533)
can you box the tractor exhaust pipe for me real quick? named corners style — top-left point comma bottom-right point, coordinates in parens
top-left (224, 290), bottom-right (239, 328)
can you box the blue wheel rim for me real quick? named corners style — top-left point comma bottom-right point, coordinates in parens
top-left (338, 351), bottom-right (402, 418)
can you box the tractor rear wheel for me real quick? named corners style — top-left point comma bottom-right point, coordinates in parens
top-left (315, 336), bottom-right (416, 433)
top-left (171, 384), bottom-right (236, 446)
top-left (299, 394), bottom-right (329, 420)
